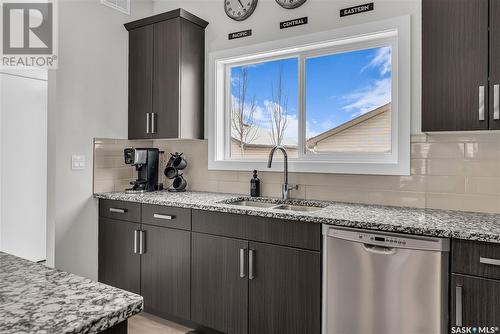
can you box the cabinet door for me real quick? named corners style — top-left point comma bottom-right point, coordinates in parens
top-left (490, 0), bottom-right (500, 130)
top-left (98, 218), bottom-right (140, 294)
top-left (248, 242), bottom-right (321, 334)
top-left (141, 225), bottom-right (190, 320)
top-left (451, 274), bottom-right (500, 329)
top-left (191, 233), bottom-right (248, 334)
top-left (422, 0), bottom-right (489, 131)
top-left (128, 25), bottom-right (153, 139)
top-left (153, 18), bottom-right (180, 139)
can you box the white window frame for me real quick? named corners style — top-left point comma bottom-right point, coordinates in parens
top-left (207, 16), bottom-right (411, 175)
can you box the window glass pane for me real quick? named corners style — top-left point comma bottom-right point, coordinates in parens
top-left (305, 46), bottom-right (392, 154)
top-left (229, 58), bottom-right (298, 160)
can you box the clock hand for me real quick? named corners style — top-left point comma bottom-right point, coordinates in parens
top-left (237, 0), bottom-right (244, 9)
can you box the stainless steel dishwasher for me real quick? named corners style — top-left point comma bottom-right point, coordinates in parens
top-left (322, 225), bottom-right (449, 334)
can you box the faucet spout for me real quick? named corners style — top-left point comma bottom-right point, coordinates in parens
top-left (267, 145), bottom-right (294, 200)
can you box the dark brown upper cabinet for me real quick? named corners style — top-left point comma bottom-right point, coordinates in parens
top-left (125, 9), bottom-right (208, 139)
top-left (422, 0), bottom-right (490, 131)
top-left (490, 0), bottom-right (500, 130)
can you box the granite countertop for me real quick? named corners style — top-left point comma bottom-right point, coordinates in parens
top-left (0, 252), bottom-right (143, 334)
top-left (95, 190), bottom-right (500, 243)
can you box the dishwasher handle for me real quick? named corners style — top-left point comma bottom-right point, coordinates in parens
top-left (363, 244), bottom-right (396, 255)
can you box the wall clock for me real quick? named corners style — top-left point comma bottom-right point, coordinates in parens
top-left (224, 0), bottom-right (258, 21)
top-left (275, 0), bottom-right (307, 9)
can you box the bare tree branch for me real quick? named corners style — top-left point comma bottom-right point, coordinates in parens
top-left (269, 68), bottom-right (289, 146)
top-left (230, 67), bottom-right (258, 155)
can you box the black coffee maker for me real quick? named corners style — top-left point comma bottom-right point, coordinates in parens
top-left (124, 148), bottom-right (159, 192)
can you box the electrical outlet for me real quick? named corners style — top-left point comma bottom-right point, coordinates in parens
top-left (71, 155), bottom-right (86, 170)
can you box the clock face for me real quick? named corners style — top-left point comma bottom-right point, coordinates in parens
top-left (275, 0), bottom-right (307, 9)
top-left (224, 0), bottom-right (258, 21)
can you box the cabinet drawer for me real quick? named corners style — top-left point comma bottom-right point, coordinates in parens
top-left (142, 204), bottom-right (191, 230)
top-left (192, 210), bottom-right (246, 239)
top-left (245, 215), bottom-right (321, 251)
top-left (99, 199), bottom-right (141, 223)
top-left (452, 239), bottom-right (500, 280)
top-left (192, 210), bottom-right (321, 251)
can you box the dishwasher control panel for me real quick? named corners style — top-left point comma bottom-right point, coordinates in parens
top-left (325, 227), bottom-right (449, 251)
top-left (357, 232), bottom-right (407, 246)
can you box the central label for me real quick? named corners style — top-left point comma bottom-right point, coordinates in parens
top-left (280, 17), bottom-right (308, 29)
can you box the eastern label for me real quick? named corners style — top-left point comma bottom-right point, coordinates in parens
top-left (340, 3), bottom-right (374, 17)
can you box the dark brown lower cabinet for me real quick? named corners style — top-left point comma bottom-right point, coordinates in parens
top-left (248, 242), bottom-right (321, 334)
top-left (99, 200), bottom-right (322, 334)
top-left (141, 224), bottom-right (191, 320)
top-left (451, 274), bottom-right (500, 329)
top-left (98, 218), bottom-right (141, 294)
top-left (191, 233), bottom-right (249, 334)
top-left (190, 233), bottom-right (322, 334)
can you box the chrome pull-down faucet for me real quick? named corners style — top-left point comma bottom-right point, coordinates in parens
top-left (267, 145), bottom-right (298, 201)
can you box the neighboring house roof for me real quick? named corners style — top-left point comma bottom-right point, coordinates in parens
top-left (231, 125), bottom-right (298, 148)
top-left (231, 137), bottom-right (297, 149)
top-left (306, 103), bottom-right (392, 153)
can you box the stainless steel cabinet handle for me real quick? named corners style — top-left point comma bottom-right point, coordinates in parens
top-left (240, 248), bottom-right (246, 278)
top-left (134, 230), bottom-right (139, 254)
top-left (455, 285), bottom-right (463, 327)
top-left (479, 86), bottom-right (485, 121)
top-left (249, 249), bottom-right (255, 280)
top-left (146, 113), bottom-right (150, 134)
top-left (109, 208), bottom-right (126, 214)
top-left (153, 213), bottom-right (175, 220)
top-left (480, 256), bottom-right (500, 266)
top-left (151, 113), bottom-right (156, 134)
top-left (494, 84), bottom-right (500, 120)
top-left (139, 230), bottom-right (145, 254)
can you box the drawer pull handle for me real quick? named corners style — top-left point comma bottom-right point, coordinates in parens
top-left (153, 213), bottom-right (175, 220)
top-left (455, 285), bottom-right (463, 327)
top-left (109, 208), bottom-right (126, 214)
top-left (139, 230), bottom-right (146, 254)
top-left (240, 248), bottom-right (246, 278)
top-left (134, 230), bottom-right (139, 254)
top-left (249, 249), bottom-right (255, 280)
top-left (479, 85), bottom-right (485, 121)
top-left (479, 257), bottom-right (500, 266)
top-left (494, 84), bottom-right (500, 120)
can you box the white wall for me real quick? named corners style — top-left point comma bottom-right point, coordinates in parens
top-left (50, 0), bottom-right (421, 278)
top-left (48, 0), bottom-right (153, 278)
top-left (0, 70), bottom-right (47, 262)
top-left (153, 0), bottom-right (422, 134)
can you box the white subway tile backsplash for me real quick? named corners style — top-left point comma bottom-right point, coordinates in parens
top-left (426, 159), bottom-right (465, 176)
top-left (94, 134), bottom-right (500, 213)
top-left (465, 177), bottom-right (500, 196)
top-left (426, 193), bottom-right (500, 214)
top-left (411, 142), bottom-right (465, 159)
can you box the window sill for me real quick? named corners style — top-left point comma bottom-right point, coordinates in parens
top-left (208, 159), bottom-right (410, 176)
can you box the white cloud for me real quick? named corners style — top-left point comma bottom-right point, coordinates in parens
top-left (283, 114), bottom-right (299, 144)
top-left (361, 46), bottom-right (392, 76)
top-left (341, 78), bottom-right (391, 117)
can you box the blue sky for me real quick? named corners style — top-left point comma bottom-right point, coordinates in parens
top-left (231, 46), bottom-right (391, 143)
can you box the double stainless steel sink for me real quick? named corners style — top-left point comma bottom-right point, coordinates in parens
top-left (223, 198), bottom-right (326, 212)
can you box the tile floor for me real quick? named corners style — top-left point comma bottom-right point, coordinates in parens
top-left (129, 313), bottom-right (194, 334)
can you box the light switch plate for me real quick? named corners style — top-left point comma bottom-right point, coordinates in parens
top-left (71, 154), bottom-right (86, 170)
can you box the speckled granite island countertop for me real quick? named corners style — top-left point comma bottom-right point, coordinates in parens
top-left (0, 252), bottom-right (143, 334)
top-left (95, 190), bottom-right (500, 243)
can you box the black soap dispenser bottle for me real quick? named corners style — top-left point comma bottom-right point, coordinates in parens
top-left (250, 170), bottom-right (260, 197)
